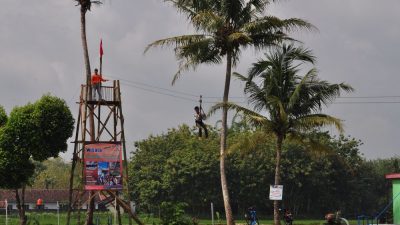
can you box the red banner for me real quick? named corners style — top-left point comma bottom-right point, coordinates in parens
top-left (84, 143), bottom-right (123, 190)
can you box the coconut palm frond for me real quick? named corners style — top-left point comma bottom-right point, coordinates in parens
top-left (265, 96), bottom-right (288, 124)
top-left (74, 0), bottom-right (102, 11)
top-left (300, 80), bottom-right (354, 112)
top-left (228, 32), bottom-right (253, 46)
top-left (208, 102), bottom-right (261, 118)
top-left (246, 16), bottom-right (317, 33)
top-left (338, 83), bottom-right (354, 93)
top-left (227, 130), bottom-right (273, 155)
top-left (232, 72), bottom-right (248, 82)
top-left (192, 10), bottom-right (224, 32)
top-left (244, 17), bottom-right (316, 50)
top-left (172, 59), bottom-right (197, 85)
top-left (287, 132), bottom-right (334, 154)
top-left (175, 38), bottom-right (221, 63)
top-left (288, 68), bottom-right (317, 109)
top-left (293, 114), bottom-right (344, 133)
top-left (247, 59), bottom-right (274, 81)
top-left (144, 35), bottom-right (207, 54)
top-left (221, 0), bottom-right (245, 23)
top-left (165, 0), bottom-right (195, 15)
top-left (282, 44), bottom-right (316, 64)
top-left (208, 102), bottom-right (274, 130)
top-left (244, 0), bottom-right (271, 13)
top-left (232, 72), bottom-right (265, 106)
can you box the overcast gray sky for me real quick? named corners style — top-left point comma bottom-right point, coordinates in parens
top-left (0, 0), bottom-right (399, 160)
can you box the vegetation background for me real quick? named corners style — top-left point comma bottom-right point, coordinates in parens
top-left (30, 123), bottom-right (399, 220)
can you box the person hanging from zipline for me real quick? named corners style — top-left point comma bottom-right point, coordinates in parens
top-left (194, 95), bottom-right (208, 138)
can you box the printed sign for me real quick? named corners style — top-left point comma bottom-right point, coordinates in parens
top-left (84, 143), bottom-right (123, 190)
top-left (269, 185), bottom-right (283, 200)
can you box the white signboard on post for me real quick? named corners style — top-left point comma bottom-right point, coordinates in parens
top-left (269, 185), bottom-right (283, 200)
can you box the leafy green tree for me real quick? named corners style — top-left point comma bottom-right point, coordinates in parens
top-left (210, 44), bottom-right (353, 224)
top-left (31, 158), bottom-right (71, 189)
top-left (129, 125), bottom-right (221, 213)
top-left (0, 95), bottom-right (74, 225)
top-left (0, 106), bottom-right (6, 127)
top-left (146, 1), bottom-right (314, 223)
top-left (225, 130), bottom-right (275, 213)
top-left (129, 120), bottom-right (397, 218)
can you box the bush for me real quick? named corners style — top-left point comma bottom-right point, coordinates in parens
top-left (159, 202), bottom-right (195, 225)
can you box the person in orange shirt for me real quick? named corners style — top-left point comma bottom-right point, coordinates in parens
top-left (91, 68), bottom-right (108, 100)
top-left (36, 198), bottom-right (43, 210)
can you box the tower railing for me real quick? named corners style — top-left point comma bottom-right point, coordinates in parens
top-left (81, 82), bottom-right (121, 102)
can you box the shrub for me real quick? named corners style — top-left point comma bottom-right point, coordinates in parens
top-left (159, 202), bottom-right (193, 225)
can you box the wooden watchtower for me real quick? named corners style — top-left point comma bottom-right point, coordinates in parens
top-left (66, 81), bottom-right (143, 225)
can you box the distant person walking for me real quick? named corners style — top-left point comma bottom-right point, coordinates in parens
top-left (194, 106), bottom-right (208, 138)
top-left (246, 206), bottom-right (258, 225)
top-left (91, 68), bottom-right (108, 100)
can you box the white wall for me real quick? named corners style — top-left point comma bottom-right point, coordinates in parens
top-left (6, 202), bottom-right (99, 210)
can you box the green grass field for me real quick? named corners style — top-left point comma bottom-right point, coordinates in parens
top-left (0, 212), bottom-right (353, 225)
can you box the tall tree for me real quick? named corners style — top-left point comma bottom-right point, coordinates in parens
top-left (74, 0), bottom-right (101, 85)
top-left (72, 1), bottom-right (101, 224)
top-left (0, 106), bottom-right (6, 127)
top-left (0, 95), bottom-right (74, 225)
top-left (145, 1), bottom-right (314, 223)
top-left (210, 44), bottom-right (353, 225)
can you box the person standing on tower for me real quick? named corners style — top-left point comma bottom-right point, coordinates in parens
top-left (91, 68), bottom-right (108, 100)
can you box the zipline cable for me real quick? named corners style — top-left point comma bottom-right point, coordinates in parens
top-left (111, 75), bottom-right (400, 105)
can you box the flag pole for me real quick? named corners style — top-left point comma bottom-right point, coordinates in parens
top-left (99, 39), bottom-right (103, 75)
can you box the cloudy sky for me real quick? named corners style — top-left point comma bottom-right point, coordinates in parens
top-left (0, 0), bottom-right (399, 160)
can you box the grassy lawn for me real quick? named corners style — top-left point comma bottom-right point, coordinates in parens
top-left (0, 212), bottom-right (355, 225)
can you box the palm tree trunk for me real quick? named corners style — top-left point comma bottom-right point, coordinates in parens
top-left (273, 134), bottom-right (283, 225)
top-left (117, 202), bottom-right (122, 225)
top-left (81, 8), bottom-right (91, 87)
top-left (85, 191), bottom-right (95, 225)
top-left (220, 51), bottom-right (235, 225)
top-left (80, 6), bottom-right (95, 142)
top-left (80, 6), bottom-right (95, 225)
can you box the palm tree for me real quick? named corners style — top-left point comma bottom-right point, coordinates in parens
top-left (145, 1), bottom-right (314, 223)
top-left (210, 44), bottom-right (353, 225)
top-left (75, 0), bottom-right (101, 85)
top-left (68, 1), bottom-right (101, 225)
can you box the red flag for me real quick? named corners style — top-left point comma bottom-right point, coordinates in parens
top-left (100, 39), bottom-right (104, 57)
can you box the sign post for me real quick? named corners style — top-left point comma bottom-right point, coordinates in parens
top-left (114, 197), bottom-right (117, 225)
top-left (211, 202), bottom-right (214, 225)
top-left (57, 201), bottom-right (60, 225)
top-left (5, 200), bottom-right (7, 225)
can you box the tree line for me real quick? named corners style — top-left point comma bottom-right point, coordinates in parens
top-left (127, 124), bottom-right (399, 219)
top-left (24, 121), bottom-right (399, 220)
